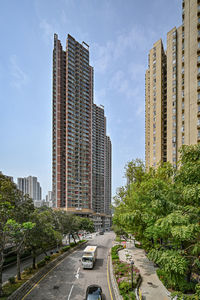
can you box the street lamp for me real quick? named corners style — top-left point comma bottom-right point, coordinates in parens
top-left (130, 260), bottom-right (134, 290)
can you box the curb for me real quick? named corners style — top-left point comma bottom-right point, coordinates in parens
top-left (109, 249), bottom-right (123, 300)
top-left (7, 241), bottom-right (87, 300)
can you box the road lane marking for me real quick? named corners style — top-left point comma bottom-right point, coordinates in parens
top-left (107, 254), bottom-right (114, 300)
top-left (22, 252), bottom-right (74, 299)
top-left (67, 284), bottom-right (74, 300)
top-left (75, 267), bottom-right (80, 279)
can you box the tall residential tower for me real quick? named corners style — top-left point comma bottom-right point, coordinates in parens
top-left (52, 34), bottom-right (112, 228)
top-left (145, 0), bottom-right (200, 168)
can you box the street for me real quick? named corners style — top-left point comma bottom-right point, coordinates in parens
top-left (23, 231), bottom-right (115, 300)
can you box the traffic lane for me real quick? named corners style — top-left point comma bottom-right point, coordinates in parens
top-left (24, 232), bottom-right (115, 300)
top-left (24, 247), bottom-right (85, 300)
top-left (80, 233), bottom-right (115, 299)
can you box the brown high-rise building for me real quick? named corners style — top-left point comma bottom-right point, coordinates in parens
top-left (145, 0), bottom-right (200, 169)
top-left (52, 34), bottom-right (112, 229)
top-left (52, 34), bottom-right (92, 213)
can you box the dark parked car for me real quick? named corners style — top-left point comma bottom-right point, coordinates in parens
top-left (99, 231), bottom-right (104, 235)
top-left (85, 285), bottom-right (102, 300)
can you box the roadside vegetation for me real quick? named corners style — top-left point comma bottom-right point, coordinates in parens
top-left (112, 145), bottom-right (200, 299)
top-left (111, 244), bottom-right (140, 300)
top-left (0, 173), bottom-right (94, 297)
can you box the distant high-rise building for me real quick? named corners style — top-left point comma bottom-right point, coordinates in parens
top-left (52, 34), bottom-right (112, 228)
top-left (92, 104), bottom-right (106, 214)
top-left (105, 136), bottom-right (112, 215)
top-left (17, 176), bottom-right (42, 200)
top-left (145, 0), bottom-right (200, 169)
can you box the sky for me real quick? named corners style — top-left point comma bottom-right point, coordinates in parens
top-left (0, 0), bottom-right (182, 199)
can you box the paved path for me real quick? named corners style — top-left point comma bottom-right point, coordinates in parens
top-left (118, 241), bottom-right (171, 300)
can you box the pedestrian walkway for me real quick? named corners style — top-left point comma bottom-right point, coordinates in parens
top-left (118, 240), bottom-right (171, 300)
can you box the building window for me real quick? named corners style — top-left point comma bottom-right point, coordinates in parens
top-left (182, 114), bottom-right (184, 121)
top-left (198, 56), bottom-right (200, 63)
top-left (197, 118), bottom-right (200, 126)
top-left (198, 42), bottom-right (200, 49)
top-left (198, 80), bottom-right (200, 88)
top-left (172, 31), bottom-right (176, 37)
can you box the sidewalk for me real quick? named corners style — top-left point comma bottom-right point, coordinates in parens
top-left (118, 241), bottom-right (171, 300)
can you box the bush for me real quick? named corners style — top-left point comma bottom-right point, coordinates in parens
top-left (8, 277), bottom-right (15, 284)
top-left (44, 256), bottom-right (51, 262)
top-left (70, 242), bottom-right (76, 247)
top-left (37, 259), bottom-right (46, 268)
top-left (118, 281), bottom-right (131, 295)
top-left (157, 268), bottom-right (196, 293)
top-left (62, 246), bottom-right (70, 252)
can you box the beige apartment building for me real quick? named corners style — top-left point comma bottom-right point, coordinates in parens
top-left (145, 0), bottom-right (200, 168)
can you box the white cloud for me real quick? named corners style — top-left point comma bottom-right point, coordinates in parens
top-left (10, 55), bottom-right (29, 89)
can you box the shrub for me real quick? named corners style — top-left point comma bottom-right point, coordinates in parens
top-left (118, 281), bottom-right (131, 295)
top-left (195, 283), bottom-right (200, 297)
top-left (8, 277), bottom-right (15, 284)
top-left (70, 242), bottom-right (76, 247)
top-left (44, 256), bottom-right (51, 262)
top-left (37, 259), bottom-right (46, 268)
top-left (157, 268), bottom-right (196, 293)
top-left (62, 246), bottom-right (70, 252)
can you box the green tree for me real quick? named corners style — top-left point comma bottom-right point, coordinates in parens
top-left (0, 173), bottom-right (31, 296)
top-left (113, 145), bottom-right (200, 292)
top-left (5, 220), bottom-right (35, 280)
top-left (25, 208), bottom-right (62, 269)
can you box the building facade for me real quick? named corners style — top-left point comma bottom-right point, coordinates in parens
top-left (92, 104), bottom-right (106, 214)
top-left (105, 136), bottom-right (112, 216)
top-left (145, 0), bottom-right (200, 169)
top-left (52, 34), bottom-right (112, 229)
top-left (53, 34), bottom-right (92, 213)
top-left (17, 176), bottom-right (42, 200)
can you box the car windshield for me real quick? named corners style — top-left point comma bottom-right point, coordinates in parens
top-left (87, 295), bottom-right (101, 300)
top-left (86, 286), bottom-right (102, 300)
top-left (82, 257), bottom-right (93, 262)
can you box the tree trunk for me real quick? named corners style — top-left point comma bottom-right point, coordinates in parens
top-left (0, 264), bottom-right (3, 297)
top-left (72, 234), bottom-right (76, 244)
top-left (17, 250), bottom-right (21, 280)
top-left (0, 248), bottom-right (5, 296)
top-left (32, 252), bottom-right (36, 269)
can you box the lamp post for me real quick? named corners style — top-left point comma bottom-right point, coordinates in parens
top-left (130, 260), bottom-right (134, 290)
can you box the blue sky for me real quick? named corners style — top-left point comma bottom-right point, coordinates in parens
top-left (0, 0), bottom-right (181, 198)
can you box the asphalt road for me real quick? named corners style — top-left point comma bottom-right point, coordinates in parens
top-left (3, 237), bottom-right (82, 283)
top-left (23, 231), bottom-right (115, 300)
